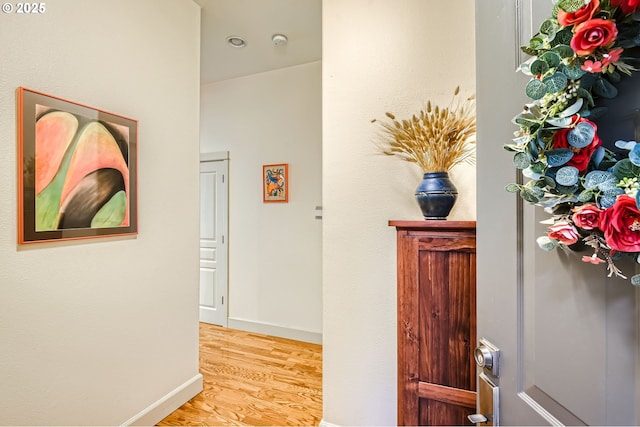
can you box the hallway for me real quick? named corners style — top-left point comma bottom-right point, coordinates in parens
top-left (158, 323), bottom-right (322, 426)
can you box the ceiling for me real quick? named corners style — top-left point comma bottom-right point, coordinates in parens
top-left (195, 0), bottom-right (322, 85)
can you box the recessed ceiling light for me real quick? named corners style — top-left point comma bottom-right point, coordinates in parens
top-left (226, 36), bottom-right (246, 48)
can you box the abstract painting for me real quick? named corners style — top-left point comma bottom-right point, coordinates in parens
top-left (263, 163), bottom-right (288, 203)
top-left (18, 87), bottom-right (138, 243)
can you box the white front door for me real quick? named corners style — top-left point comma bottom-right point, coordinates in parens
top-left (476, 1), bottom-right (639, 425)
top-left (199, 158), bottom-right (228, 326)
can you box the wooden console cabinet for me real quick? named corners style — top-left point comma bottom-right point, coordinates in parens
top-left (390, 221), bottom-right (477, 426)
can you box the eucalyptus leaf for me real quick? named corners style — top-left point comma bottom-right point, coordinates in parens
top-left (526, 78), bottom-right (547, 100)
top-left (567, 121), bottom-right (595, 148)
top-left (613, 158), bottom-right (640, 179)
top-left (593, 77), bottom-right (618, 98)
top-left (584, 170), bottom-right (616, 189)
top-left (576, 87), bottom-right (594, 106)
top-left (513, 152), bottom-right (532, 169)
top-left (546, 116), bottom-right (574, 127)
top-left (543, 72), bottom-right (568, 94)
top-left (592, 146), bottom-right (605, 167)
top-left (556, 166), bottom-right (580, 186)
top-left (520, 187), bottom-right (540, 203)
top-left (552, 27), bottom-right (574, 46)
top-left (556, 0), bottom-right (588, 13)
top-left (630, 144), bottom-right (640, 166)
top-left (578, 190), bottom-right (594, 202)
top-left (540, 50), bottom-right (561, 68)
top-left (558, 98), bottom-right (584, 118)
top-left (537, 235), bottom-right (559, 251)
top-left (552, 44), bottom-right (575, 59)
top-left (582, 106), bottom-right (607, 119)
top-left (600, 194), bottom-right (618, 209)
top-left (530, 60), bottom-right (550, 76)
top-left (546, 148), bottom-right (574, 167)
top-left (630, 274), bottom-right (640, 287)
top-left (556, 183), bottom-right (580, 194)
top-left (615, 140), bottom-right (637, 151)
top-left (505, 183), bottom-right (521, 193)
top-left (560, 63), bottom-right (586, 80)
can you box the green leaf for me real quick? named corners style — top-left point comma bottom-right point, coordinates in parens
top-left (558, 98), bottom-right (584, 118)
top-left (513, 152), bottom-right (532, 169)
top-left (557, 0), bottom-right (588, 13)
top-left (537, 236), bottom-right (559, 251)
top-left (530, 37), bottom-right (545, 49)
top-left (593, 77), bottom-right (618, 98)
top-left (556, 166), bottom-right (580, 186)
top-left (567, 121), bottom-right (595, 148)
top-left (521, 46), bottom-right (539, 57)
top-left (526, 79), bottom-right (547, 100)
top-left (543, 72), bottom-right (568, 93)
top-left (577, 87), bottom-right (594, 107)
top-left (552, 44), bottom-right (575, 58)
top-left (540, 175), bottom-right (557, 188)
top-left (540, 51), bottom-right (561, 68)
top-left (546, 148), bottom-right (574, 166)
top-left (505, 183), bottom-right (521, 193)
top-left (578, 190), bottom-right (594, 202)
top-left (520, 187), bottom-right (540, 203)
top-left (613, 158), bottom-right (640, 179)
top-left (530, 60), bottom-right (550, 76)
top-left (584, 170), bottom-right (616, 188)
top-left (552, 28), bottom-right (574, 46)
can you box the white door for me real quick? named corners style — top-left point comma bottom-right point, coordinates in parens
top-left (199, 159), bottom-right (228, 326)
top-left (476, 1), bottom-right (639, 425)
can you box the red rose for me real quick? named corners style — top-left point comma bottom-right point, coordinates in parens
top-left (572, 204), bottom-right (602, 230)
top-left (611, 0), bottom-right (640, 14)
top-left (599, 195), bottom-right (640, 252)
top-left (570, 18), bottom-right (618, 56)
top-left (558, 0), bottom-right (600, 26)
top-left (552, 118), bottom-right (602, 172)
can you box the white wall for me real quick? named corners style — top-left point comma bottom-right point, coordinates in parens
top-left (322, 0), bottom-right (476, 425)
top-left (200, 62), bottom-right (322, 342)
top-left (0, 1), bottom-right (202, 424)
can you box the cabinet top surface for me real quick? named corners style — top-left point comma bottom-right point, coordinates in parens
top-left (389, 220), bottom-right (476, 230)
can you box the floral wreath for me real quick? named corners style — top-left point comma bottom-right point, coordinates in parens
top-left (506, 0), bottom-right (640, 285)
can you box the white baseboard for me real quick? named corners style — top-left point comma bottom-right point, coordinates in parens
top-left (121, 373), bottom-right (203, 426)
top-left (228, 317), bottom-right (322, 345)
top-left (319, 419), bottom-right (341, 427)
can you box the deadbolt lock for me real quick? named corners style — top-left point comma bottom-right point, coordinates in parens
top-left (474, 338), bottom-right (500, 378)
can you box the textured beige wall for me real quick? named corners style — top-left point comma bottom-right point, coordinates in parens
top-left (0, 1), bottom-right (201, 424)
top-left (322, 0), bottom-right (476, 424)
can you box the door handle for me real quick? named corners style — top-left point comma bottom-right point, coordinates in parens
top-left (472, 339), bottom-right (500, 425)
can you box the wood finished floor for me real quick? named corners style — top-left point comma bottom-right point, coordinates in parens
top-left (157, 323), bottom-right (322, 426)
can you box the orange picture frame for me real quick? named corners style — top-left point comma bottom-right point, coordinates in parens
top-left (17, 87), bottom-right (138, 243)
top-left (263, 163), bottom-right (288, 203)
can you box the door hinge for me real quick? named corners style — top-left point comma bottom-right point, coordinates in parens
top-left (222, 174), bottom-right (225, 183)
top-left (222, 296), bottom-right (224, 305)
top-left (222, 235), bottom-right (225, 244)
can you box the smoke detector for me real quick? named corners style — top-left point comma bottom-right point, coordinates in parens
top-left (272, 34), bottom-right (288, 46)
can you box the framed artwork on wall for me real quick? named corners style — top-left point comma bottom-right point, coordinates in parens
top-left (263, 163), bottom-right (288, 203)
top-left (17, 87), bottom-right (138, 244)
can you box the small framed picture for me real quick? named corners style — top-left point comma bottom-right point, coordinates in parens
top-left (17, 87), bottom-right (138, 244)
top-left (263, 163), bottom-right (288, 203)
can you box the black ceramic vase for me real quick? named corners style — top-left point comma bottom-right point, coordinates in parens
top-left (415, 172), bottom-right (458, 220)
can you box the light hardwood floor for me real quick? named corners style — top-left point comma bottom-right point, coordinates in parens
top-left (157, 323), bottom-right (322, 426)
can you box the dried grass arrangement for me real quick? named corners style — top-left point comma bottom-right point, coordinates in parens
top-left (372, 87), bottom-right (477, 173)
